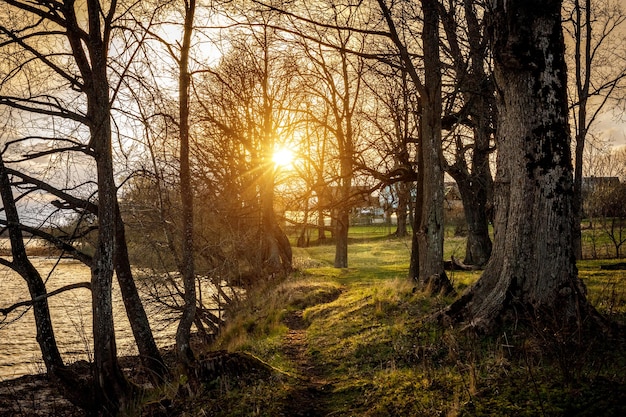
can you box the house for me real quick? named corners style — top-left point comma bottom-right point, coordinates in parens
top-left (581, 176), bottom-right (620, 194)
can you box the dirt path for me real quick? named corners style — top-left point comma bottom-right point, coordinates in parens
top-left (280, 310), bottom-right (334, 417)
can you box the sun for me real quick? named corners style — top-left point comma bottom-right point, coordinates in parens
top-left (272, 147), bottom-right (294, 168)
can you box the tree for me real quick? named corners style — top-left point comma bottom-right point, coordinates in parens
top-left (444, 0), bottom-right (600, 332)
top-left (195, 17), bottom-right (295, 276)
top-left (439, 0), bottom-right (494, 267)
top-left (175, 0), bottom-right (198, 370)
top-left (564, 0), bottom-right (626, 259)
top-left (377, 0), bottom-right (453, 293)
top-left (0, 0), bottom-right (155, 412)
top-left (55, 1), bottom-right (132, 411)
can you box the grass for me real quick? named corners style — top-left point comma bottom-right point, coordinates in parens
top-left (191, 226), bottom-right (626, 416)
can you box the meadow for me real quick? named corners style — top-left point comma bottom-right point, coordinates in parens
top-left (201, 225), bottom-right (626, 416)
top-left (1, 227), bottom-right (624, 416)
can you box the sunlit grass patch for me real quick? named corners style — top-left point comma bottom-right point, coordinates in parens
top-left (214, 275), bottom-right (342, 365)
top-left (207, 230), bottom-right (626, 416)
top-left (578, 259), bottom-right (626, 320)
top-left (303, 279), bottom-right (447, 376)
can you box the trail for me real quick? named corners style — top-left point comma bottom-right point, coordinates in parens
top-left (280, 309), bottom-right (334, 417)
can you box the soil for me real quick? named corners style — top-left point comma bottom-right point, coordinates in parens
top-left (279, 310), bottom-right (334, 417)
top-left (0, 374), bottom-right (82, 417)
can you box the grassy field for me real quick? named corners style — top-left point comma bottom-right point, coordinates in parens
top-left (191, 227), bottom-right (626, 416)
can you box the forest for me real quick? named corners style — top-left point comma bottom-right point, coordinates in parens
top-left (0, 0), bottom-right (625, 416)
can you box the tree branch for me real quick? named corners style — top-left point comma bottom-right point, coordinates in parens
top-left (0, 282), bottom-right (92, 317)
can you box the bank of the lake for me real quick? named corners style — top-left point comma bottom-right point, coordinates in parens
top-left (0, 258), bottom-right (179, 380)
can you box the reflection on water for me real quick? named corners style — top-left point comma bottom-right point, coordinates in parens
top-left (0, 258), bottom-right (179, 380)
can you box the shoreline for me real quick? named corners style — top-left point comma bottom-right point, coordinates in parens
top-left (0, 373), bottom-right (82, 416)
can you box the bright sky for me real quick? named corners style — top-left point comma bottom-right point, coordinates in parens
top-left (595, 113), bottom-right (626, 149)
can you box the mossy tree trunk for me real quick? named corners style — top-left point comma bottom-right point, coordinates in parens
top-left (445, 0), bottom-right (599, 332)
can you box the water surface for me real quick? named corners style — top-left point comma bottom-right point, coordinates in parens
top-left (0, 258), bottom-right (179, 380)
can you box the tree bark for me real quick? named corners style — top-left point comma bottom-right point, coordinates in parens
top-left (83, 0), bottom-right (133, 411)
top-left (0, 156), bottom-right (65, 375)
top-left (176, 0), bottom-right (197, 368)
top-left (414, 0), bottom-right (453, 294)
top-left (444, 0), bottom-right (598, 333)
top-left (114, 203), bottom-right (169, 381)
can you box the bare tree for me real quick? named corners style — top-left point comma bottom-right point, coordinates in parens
top-left (175, 0), bottom-right (198, 370)
top-left (377, 0), bottom-right (453, 293)
top-left (361, 65), bottom-right (419, 237)
top-left (0, 0), bottom-right (163, 412)
top-left (439, 0), bottom-right (494, 267)
top-left (195, 17), bottom-right (296, 276)
top-left (564, 0), bottom-right (626, 259)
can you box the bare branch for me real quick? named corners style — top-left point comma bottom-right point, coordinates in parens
top-left (0, 282), bottom-right (92, 317)
top-left (0, 95), bottom-right (89, 125)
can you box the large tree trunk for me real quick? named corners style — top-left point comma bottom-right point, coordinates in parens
top-left (414, 0), bottom-right (453, 294)
top-left (444, 0), bottom-right (598, 333)
top-left (86, 2), bottom-right (133, 411)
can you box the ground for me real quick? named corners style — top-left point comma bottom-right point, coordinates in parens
top-left (0, 374), bottom-right (81, 417)
top-left (1, 241), bottom-right (625, 416)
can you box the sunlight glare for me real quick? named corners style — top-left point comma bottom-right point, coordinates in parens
top-left (272, 147), bottom-right (294, 168)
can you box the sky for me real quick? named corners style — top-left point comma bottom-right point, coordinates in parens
top-left (595, 112), bottom-right (626, 149)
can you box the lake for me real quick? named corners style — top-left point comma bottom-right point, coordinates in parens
top-left (0, 258), bottom-right (181, 380)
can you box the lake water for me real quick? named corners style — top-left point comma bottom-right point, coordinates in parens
top-left (0, 258), bottom-right (182, 380)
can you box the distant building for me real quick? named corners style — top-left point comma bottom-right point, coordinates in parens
top-left (581, 176), bottom-right (620, 194)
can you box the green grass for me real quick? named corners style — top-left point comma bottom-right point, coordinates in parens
top-left (199, 227), bottom-right (626, 417)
